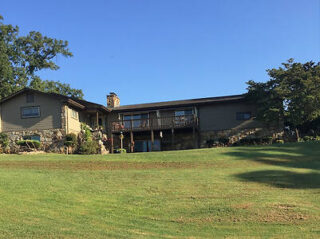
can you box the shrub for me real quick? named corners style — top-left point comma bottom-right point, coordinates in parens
top-left (234, 137), bottom-right (272, 146)
top-left (65, 133), bottom-right (78, 147)
top-left (238, 138), bottom-right (256, 145)
top-left (115, 148), bottom-right (127, 154)
top-left (16, 140), bottom-right (41, 149)
top-left (206, 139), bottom-right (215, 147)
top-left (274, 139), bottom-right (284, 144)
top-left (0, 133), bottom-right (9, 148)
top-left (78, 141), bottom-right (99, 154)
top-left (302, 135), bottom-right (320, 142)
top-left (81, 123), bottom-right (93, 142)
top-left (218, 137), bottom-right (229, 146)
top-left (261, 137), bottom-right (273, 144)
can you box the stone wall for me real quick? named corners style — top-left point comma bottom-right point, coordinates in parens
top-left (199, 127), bottom-right (283, 148)
top-left (161, 131), bottom-right (195, 151)
top-left (6, 129), bottom-right (66, 153)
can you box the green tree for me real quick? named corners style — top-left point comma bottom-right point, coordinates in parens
top-left (0, 14), bottom-right (83, 99)
top-left (247, 59), bottom-right (320, 140)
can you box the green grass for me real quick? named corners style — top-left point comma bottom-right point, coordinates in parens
top-left (0, 142), bottom-right (319, 238)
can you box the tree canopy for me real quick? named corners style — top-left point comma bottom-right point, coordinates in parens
top-left (0, 14), bottom-right (83, 99)
top-left (247, 59), bottom-right (320, 139)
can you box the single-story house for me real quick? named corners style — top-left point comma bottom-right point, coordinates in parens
top-left (0, 88), bottom-right (277, 153)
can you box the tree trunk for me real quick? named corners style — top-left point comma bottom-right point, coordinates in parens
top-left (295, 128), bottom-right (300, 142)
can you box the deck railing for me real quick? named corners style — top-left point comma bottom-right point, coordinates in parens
top-left (111, 115), bottom-right (197, 132)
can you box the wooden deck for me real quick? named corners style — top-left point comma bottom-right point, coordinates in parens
top-left (111, 115), bottom-right (198, 133)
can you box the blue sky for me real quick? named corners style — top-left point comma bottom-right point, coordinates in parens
top-left (2, 0), bottom-right (320, 105)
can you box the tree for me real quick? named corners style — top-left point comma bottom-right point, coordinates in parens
top-left (0, 14), bottom-right (83, 99)
top-left (247, 59), bottom-right (320, 140)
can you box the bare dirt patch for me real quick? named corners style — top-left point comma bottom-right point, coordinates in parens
top-left (232, 203), bottom-right (253, 210)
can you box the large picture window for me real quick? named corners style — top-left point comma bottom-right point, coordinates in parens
top-left (21, 106), bottom-right (40, 118)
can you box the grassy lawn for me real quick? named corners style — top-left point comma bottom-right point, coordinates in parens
top-left (0, 142), bottom-right (319, 238)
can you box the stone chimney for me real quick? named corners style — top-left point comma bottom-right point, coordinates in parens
top-left (107, 92), bottom-right (120, 108)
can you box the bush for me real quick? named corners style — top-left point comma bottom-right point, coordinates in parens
top-left (81, 123), bottom-right (93, 142)
top-left (261, 137), bottom-right (273, 144)
top-left (233, 137), bottom-right (274, 146)
top-left (237, 138), bottom-right (257, 145)
top-left (274, 139), bottom-right (284, 144)
top-left (302, 135), bottom-right (320, 142)
top-left (78, 141), bottom-right (99, 154)
top-left (16, 140), bottom-right (41, 149)
top-left (65, 133), bottom-right (78, 147)
top-left (218, 137), bottom-right (229, 146)
top-left (0, 133), bottom-right (9, 148)
top-left (115, 148), bottom-right (127, 154)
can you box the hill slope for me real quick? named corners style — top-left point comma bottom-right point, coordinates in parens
top-left (0, 142), bottom-right (319, 238)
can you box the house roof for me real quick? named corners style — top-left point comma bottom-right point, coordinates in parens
top-left (0, 88), bottom-right (247, 114)
top-left (109, 94), bottom-right (246, 112)
top-left (0, 88), bottom-right (111, 113)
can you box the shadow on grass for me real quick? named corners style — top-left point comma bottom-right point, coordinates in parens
top-left (237, 170), bottom-right (320, 189)
top-left (228, 142), bottom-right (320, 189)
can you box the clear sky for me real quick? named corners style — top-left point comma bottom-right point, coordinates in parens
top-left (2, 0), bottom-right (320, 105)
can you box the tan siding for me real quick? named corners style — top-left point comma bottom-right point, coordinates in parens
top-left (66, 106), bottom-right (81, 134)
top-left (199, 102), bottom-right (262, 131)
top-left (1, 92), bottom-right (62, 132)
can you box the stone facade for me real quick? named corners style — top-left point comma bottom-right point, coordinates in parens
top-left (107, 93), bottom-right (120, 108)
top-left (6, 129), bottom-right (66, 153)
top-left (161, 130), bottom-right (196, 151)
top-left (199, 127), bottom-right (283, 148)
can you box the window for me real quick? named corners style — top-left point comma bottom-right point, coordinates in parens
top-left (26, 93), bottom-right (34, 103)
top-left (175, 109), bottom-right (193, 117)
top-left (175, 109), bottom-right (193, 125)
top-left (123, 113), bottom-right (149, 129)
top-left (23, 135), bottom-right (40, 141)
top-left (71, 109), bottom-right (79, 119)
top-left (236, 112), bottom-right (252, 120)
top-left (21, 106), bottom-right (40, 118)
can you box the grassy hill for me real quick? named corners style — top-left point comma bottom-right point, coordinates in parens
top-left (0, 142), bottom-right (319, 238)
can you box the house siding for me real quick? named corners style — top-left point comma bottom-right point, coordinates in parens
top-left (66, 106), bottom-right (81, 134)
top-left (1, 92), bottom-right (62, 132)
top-left (198, 102), bottom-right (262, 131)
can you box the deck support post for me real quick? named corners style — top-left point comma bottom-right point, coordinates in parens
top-left (120, 132), bottom-right (123, 150)
top-left (193, 125), bottom-right (196, 149)
top-left (111, 133), bottom-right (114, 154)
top-left (96, 111), bottom-right (99, 129)
top-left (130, 131), bottom-right (134, 153)
top-left (151, 130), bottom-right (154, 152)
top-left (171, 128), bottom-right (175, 150)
